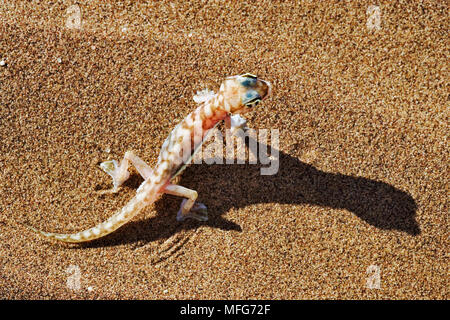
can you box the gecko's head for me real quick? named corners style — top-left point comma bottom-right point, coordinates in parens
top-left (219, 73), bottom-right (271, 114)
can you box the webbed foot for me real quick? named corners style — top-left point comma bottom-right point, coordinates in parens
top-left (176, 200), bottom-right (208, 222)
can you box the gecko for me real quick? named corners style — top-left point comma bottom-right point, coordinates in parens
top-left (28, 73), bottom-right (271, 243)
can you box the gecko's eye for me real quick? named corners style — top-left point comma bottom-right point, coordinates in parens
top-left (243, 90), bottom-right (261, 107)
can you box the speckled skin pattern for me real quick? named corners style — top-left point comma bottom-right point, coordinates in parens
top-left (29, 74), bottom-right (271, 243)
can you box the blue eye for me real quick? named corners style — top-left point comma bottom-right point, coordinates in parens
top-left (243, 90), bottom-right (261, 107)
top-left (246, 92), bottom-right (255, 99)
top-left (241, 78), bottom-right (255, 87)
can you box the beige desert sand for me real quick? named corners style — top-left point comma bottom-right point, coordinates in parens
top-left (0, 1), bottom-right (447, 299)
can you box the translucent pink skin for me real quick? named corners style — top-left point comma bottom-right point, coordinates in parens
top-left (29, 74), bottom-right (271, 243)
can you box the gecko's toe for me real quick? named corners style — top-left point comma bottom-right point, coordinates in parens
top-left (176, 201), bottom-right (208, 222)
top-left (99, 160), bottom-right (130, 192)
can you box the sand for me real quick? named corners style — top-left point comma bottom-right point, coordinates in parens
top-left (0, 1), bottom-right (448, 299)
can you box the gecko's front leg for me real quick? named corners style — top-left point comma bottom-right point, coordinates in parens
top-left (225, 114), bottom-right (249, 135)
top-left (164, 184), bottom-right (208, 221)
top-left (99, 151), bottom-right (153, 194)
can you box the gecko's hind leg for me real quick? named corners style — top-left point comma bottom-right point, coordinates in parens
top-left (164, 184), bottom-right (208, 222)
top-left (99, 151), bottom-right (153, 194)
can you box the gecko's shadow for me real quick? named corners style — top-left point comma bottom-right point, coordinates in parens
top-left (79, 136), bottom-right (419, 248)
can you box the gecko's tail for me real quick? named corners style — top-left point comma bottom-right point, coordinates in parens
top-left (27, 179), bottom-right (164, 243)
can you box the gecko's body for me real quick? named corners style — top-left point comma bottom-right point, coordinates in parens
top-left (29, 73), bottom-right (271, 243)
